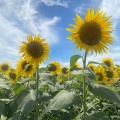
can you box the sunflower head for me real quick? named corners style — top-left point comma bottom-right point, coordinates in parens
top-left (102, 57), bottom-right (114, 68)
top-left (47, 61), bottom-right (61, 74)
top-left (8, 69), bottom-right (18, 83)
top-left (61, 67), bottom-right (70, 77)
top-left (95, 65), bottom-right (107, 84)
top-left (66, 8), bottom-right (113, 54)
top-left (116, 65), bottom-right (120, 76)
top-left (19, 34), bottom-right (50, 65)
top-left (0, 62), bottom-right (11, 74)
top-left (16, 58), bottom-right (35, 77)
top-left (105, 69), bottom-right (118, 85)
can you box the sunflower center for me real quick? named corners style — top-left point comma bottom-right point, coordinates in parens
top-left (96, 72), bottom-right (103, 81)
top-left (22, 61), bottom-right (32, 72)
top-left (62, 67), bottom-right (68, 74)
top-left (27, 41), bottom-right (44, 58)
top-left (1, 65), bottom-right (9, 71)
top-left (106, 70), bottom-right (113, 78)
top-left (79, 22), bottom-right (101, 45)
top-left (48, 64), bottom-right (57, 71)
top-left (9, 72), bottom-right (16, 79)
top-left (104, 61), bottom-right (110, 67)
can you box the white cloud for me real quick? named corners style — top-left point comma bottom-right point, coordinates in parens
top-left (99, 0), bottom-right (120, 44)
top-left (77, 46), bottom-right (120, 67)
top-left (74, 4), bottom-right (87, 15)
top-left (38, 0), bottom-right (68, 7)
top-left (100, 0), bottom-right (120, 20)
top-left (0, 0), bottom-right (62, 67)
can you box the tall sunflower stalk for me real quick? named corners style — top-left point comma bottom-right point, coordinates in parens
top-left (19, 34), bottom-right (50, 120)
top-left (66, 8), bottom-right (113, 119)
top-left (36, 65), bottom-right (39, 120)
top-left (83, 52), bottom-right (87, 118)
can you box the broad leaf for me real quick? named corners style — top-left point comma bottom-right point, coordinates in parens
top-left (39, 73), bottom-right (53, 82)
top-left (40, 90), bottom-right (78, 118)
top-left (12, 83), bottom-right (24, 94)
top-left (71, 68), bottom-right (95, 83)
top-left (70, 55), bottom-right (82, 68)
top-left (89, 84), bottom-right (120, 105)
top-left (10, 89), bottom-right (36, 118)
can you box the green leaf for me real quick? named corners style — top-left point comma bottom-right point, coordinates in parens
top-left (40, 90), bottom-right (78, 118)
top-left (83, 112), bottom-right (110, 120)
top-left (71, 68), bottom-right (95, 83)
top-left (39, 73), bottom-right (52, 82)
top-left (83, 68), bottom-right (95, 83)
top-left (76, 74), bottom-right (84, 83)
top-left (12, 83), bottom-right (24, 94)
top-left (102, 103), bottom-right (119, 111)
top-left (0, 78), bottom-right (9, 89)
top-left (70, 55), bottom-right (82, 68)
top-left (10, 89), bottom-right (36, 118)
top-left (88, 84), bottom-right (120, 105)
top-left (9, 111), bottom-right (27, 120)
top-left (0, 100), bottom-right (5, 115)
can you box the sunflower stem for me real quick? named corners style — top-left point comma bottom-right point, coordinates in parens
top-left (36, 66), bottom-right (39, 120)
top-left (83, 51), bottom-right (87, 119)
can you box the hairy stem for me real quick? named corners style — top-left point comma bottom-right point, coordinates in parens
top-left (36, 66), bottom-right (39, 120)
top-left (83, 52), bottom-right (87, 118)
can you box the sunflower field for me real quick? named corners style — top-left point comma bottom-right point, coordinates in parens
top-left (0, 8), bottom-right (120, 120)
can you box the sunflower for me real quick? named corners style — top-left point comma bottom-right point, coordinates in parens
top-left (0, 62), bottom-right (11, 74)
top-left (95, 65), bottom-right (108, 84)
top-left (47, 61), bottom-right (61, 74)
top-left (105, 69), bottom-right (118, 85)
top-left (87, 64), bottom-right (96, 73)
top-left (8, 69), bottom-right (18, 83)
top-left (19, 34), bottom-right (50, 65)
top-left (66, 8), bottom-right (113, 54)
top-left (102, 57), bottom-right (114, 68)
top-left (16, 58), bottom-right (35, 77)
top-left (116, 65), bottom-right (120, 76)
top-left (61, 67), bottom-right (70, 77)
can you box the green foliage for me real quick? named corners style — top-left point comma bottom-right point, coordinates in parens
top-left (0, 100), bottom-right (5, 115)
top-left (88, 83), bottom-right (120, 105)
top-left (70, 54), bottom-right (82, 67)
top-left (12, 83), bottom-right (25, 94)
top-left (40, 90), bottom-right (79, 118)
top-left (83, 112), bottom-right (110, 120)
top-left (0, 55), bottom-right (120, 120)
top-left (10, 89), bottom-right (36, 120)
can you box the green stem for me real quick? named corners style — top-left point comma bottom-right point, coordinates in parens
top-left (83, 52), bottom-right (87, 119)
top-left (36, 66), bottom-right (39, 120)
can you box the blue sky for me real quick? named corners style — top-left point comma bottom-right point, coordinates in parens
top-left (0, 0), bottom-right (120, 68)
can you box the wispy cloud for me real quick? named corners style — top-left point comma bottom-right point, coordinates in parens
top-left (0, 0), bottom-right (62, 67)
top-left (38, 0), bottom-right (68, 7)
top-left (99, 0), bottom-right (120, 44)
top-left (100, 0), bottom-right (120, 20)
top-left (74, 4), bottom-right (88, 15)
